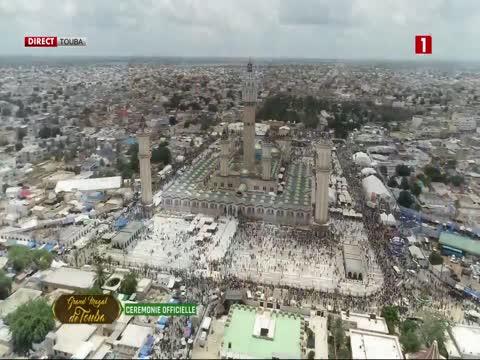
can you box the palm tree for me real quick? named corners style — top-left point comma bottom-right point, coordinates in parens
top-left (94, 263), bottom-right (107, 288)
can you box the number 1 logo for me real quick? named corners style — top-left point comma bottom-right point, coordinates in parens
top-left (415, 35), bottom-right (432, 54)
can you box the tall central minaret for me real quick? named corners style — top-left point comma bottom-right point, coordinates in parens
top-left (314, 142), bottom-right (331, 225)
top-left (242, 60), bottom-right (257, 174)
top-left (137, 117), bottom-right (153, 209)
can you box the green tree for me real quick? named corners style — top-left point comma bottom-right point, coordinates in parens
top-left (120, 272), bottom-right (137, 296)
top-left (382, 305), bottom-right (400, 334)
top-left (5, 299), bottom-right (54, 354)
top-left (446, 159), bottom-right (457, 169)
top-left (1, 107), bottom-right (12, 116)
top-left (400, 328), bottom-right (421, 353)
top-left (184, 121), bottom-right (191, 128)
top-left (15, 142), bottom-right (23, 151)
top-left (387, 176), bottom-right (398, 188)
top-left (401, 319), bottom-right (419, 334)
top-left (8, 246), bottom-right (33, 272)
top-left (208, 103), bottom-right (218, 112)
top-left (419, 311), bottom-right (448, 355)
top-left (152, 146), bottom-right (171, 164)
top-left (16, 128), bottom-right (27, 141)
top-left (38, 126), bottom-right (51, 139)
top-left (424, 165), bottom-right (445, 183)
top-left (94, 263), bottom-right (107, 288)
top-left (32, 249), bottom-right (53, 270)
top-left (398, 190), bottom-right (414, 208)
top-left (396, 164), bottom-right (411, 177)
top-left (0, 270), bottom-right (12, 300)
top-left (411, 182), bottom-right (422, 197)
top-left (449, 175), bottom-right (464, 187)
top-left (400, 177), bottom-right (410, 190)
top-left (429, 252), bottom-right (444, 265)
top-left (379, 165), bottom-right (388, 177)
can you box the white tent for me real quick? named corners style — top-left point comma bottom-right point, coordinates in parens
top-left (360, 167), bottom-right (377, 177)
top-left (352, 152), bottom-right (372, 167)
top-left (362, 175), bottom-right (391, 204)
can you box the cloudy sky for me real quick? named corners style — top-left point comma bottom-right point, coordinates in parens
top-left (1, 0), bottom-right (479, 60)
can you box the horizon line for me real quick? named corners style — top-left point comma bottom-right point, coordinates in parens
top-left (0, 54), bottom-right (480, 63)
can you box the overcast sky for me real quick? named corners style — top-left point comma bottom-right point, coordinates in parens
top-left (1, 0), bottom-right (479, 60)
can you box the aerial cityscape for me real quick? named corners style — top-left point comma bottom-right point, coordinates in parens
top-left (1, 1), bottom-right (480, 359)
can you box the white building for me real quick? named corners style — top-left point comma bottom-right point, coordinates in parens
top-left (41, 267), bottom-right (96, 292)
top-left (349, 328), bottom-right (403, 359)
top-left (113, 324), bottom-right (153, 358)
top-left (448, 324), bottom-right (480, 359)
top-left (341, 312), bottom-right (389, 334)
top-left (452, 113), bottom-right (478, 132)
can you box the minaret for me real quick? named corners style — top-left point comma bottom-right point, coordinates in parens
top-left (220, 131), bottom-right (230, 177)
top-left (242, 60), bottom-right (257, 174)
top-left (314, 142), bottom-right (331, 225)
top-left (137, 117), bottom-right (153, 209)
top-left (261, 144), bottom-right (272, 180)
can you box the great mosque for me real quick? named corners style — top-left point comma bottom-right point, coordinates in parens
top-left (157, 61), bottom-right (331, 226)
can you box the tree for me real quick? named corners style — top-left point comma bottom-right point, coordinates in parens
top-left (429, 252), bottom-right (444, 265)
top-left (184, 121), bottom-right (191, 128)
top-left (16, 128), bottom-right (27, 141)
top-left (382, 305), bottom-right (399, 334)
top-left (6, 299), bottom-right (55, 354)
top-left (207, 103), bottom-right (218, 112)
top-left (1, 107), bottom-right (12, 116)
top-left (388, 176), bottom-right (398, 188)
top-left (151, 146), bottom-right (171, 164)
top-left (411, 182), bottom-right (422, 197)
top-left (419, 311), bottom-right (448, 355)
top-left (94, 263), bottom-right (107, 288)
top-left (0, 270), bottom-right (12, 300)
top-left (396, 164), bottom-right (411, 177)
top-left (446, 159), bottom-right (457, 169)
top-left (400, 328), bottom-right (421, 353)
top-left (120, 272), bottom-right (137, 295)
top-left (8, 246), bottom-right (33, 272)
top-left (15, 142), bottom-right (23, 151)
top-left (449, 175), bottom-right (464, 187)
top-left (38, 126), bottom-right (51, 139)
top-left (379, 165), bottom-right (388, 177)
top-left (400, 177), bottom-right (410, 190)
top-left (32, 249), bottom-right (53, 270)
top-left (398, 190), bottom-right (414, 208)
top-left (424, 165), bottom-right (445, 183)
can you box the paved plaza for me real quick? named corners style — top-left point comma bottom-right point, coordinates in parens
top-left (223, 222), bottom-right (343, 290)
top-left (111, 213), bottom-right (238, 270)
top-left (222, 220), bottom-right (383, 295)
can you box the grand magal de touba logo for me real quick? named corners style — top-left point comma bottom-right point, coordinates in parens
top-left (53, 295), bottom-right (122, 324)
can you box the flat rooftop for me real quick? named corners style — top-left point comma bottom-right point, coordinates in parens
top-left (349, 328), bottom-right (403, 359)
top-left (163, 154), bottom-right (312, 211)
top-left (55, 176), bottom-right (122, 193)
top-left (53, 324), bottom-right (97, 356)
top-left (42, 267), bottom-right (95, 289)
top-left (0, 288), bottom-right (42, 318)
top-left (116, 324), bottom-right (153, 349)
top-left (341, 312), bottom-right (389, 334)
top-left (222, 305), bottom-right (302, 359)
top-left (450, 324), bottom-right (480, 358)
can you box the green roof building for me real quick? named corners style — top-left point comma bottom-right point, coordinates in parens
top-left (221, 304), bottom-right (304, 359)
top-left (439, 232), bottom-right (480, 256)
